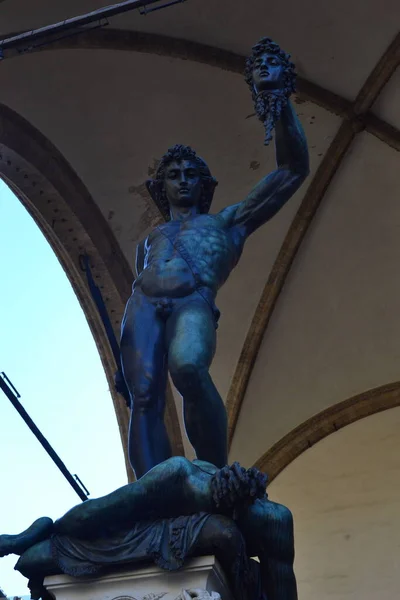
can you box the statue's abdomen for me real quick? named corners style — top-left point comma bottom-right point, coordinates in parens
top-left (136, 257), bottom-right (196, 297)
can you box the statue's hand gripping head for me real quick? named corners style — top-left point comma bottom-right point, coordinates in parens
top-left (244, 37), bottom-right (296, 145)
top-left (210, 462), bottom-right (268, 520)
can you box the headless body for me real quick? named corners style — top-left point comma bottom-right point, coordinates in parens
top-left (2, 458), bottom-right (297, 600)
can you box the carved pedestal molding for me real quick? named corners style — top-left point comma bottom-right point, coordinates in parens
top-left (44, 556), bottom-right (232, 600)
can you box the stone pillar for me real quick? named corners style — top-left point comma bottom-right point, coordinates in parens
top-left (44, 556), bottom-right (233, 600)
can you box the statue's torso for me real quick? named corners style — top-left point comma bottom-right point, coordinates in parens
top-left (136, 214), bottom-right (243, 298)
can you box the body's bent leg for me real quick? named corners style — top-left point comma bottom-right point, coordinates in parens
top-left (0, 518), bottom-right (54, 557)
top-left (167, 298), bottom-right (227, 467)
top-left (238, 498), bottom-right (298, 600)
top-left (120, 292), bottom-right (171, 478)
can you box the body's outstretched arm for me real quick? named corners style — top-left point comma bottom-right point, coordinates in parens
top-left (222, 100), bottom-right (309, 237)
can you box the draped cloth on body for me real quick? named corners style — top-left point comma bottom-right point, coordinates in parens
top-left (25, 512), bottom-right (262, 600)
top-left (50, 513), bottom-right (211, 577)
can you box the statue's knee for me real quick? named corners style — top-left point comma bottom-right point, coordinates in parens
top-left (15, 540), bottom-right (55, 578)
top-left (15, 553), bottom-right (30, 577)
top-left (170, 360), bottom-right (204, 391)
top-left (166, 456), bottom-right (193, 479)
top-left (132, 382), bottom-right (157, 413)
top-left (249, 500), bottom-right (294, 541)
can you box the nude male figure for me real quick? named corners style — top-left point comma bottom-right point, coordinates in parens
top-left (120, 39), bottom-right (309, 479)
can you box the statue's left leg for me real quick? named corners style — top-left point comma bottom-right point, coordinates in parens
top-left (167, 298), bottom-right (227, 468)
top-left (15, 540), bottom-right (60, 579)
top-left (237, 498), bottom-right (298, 600)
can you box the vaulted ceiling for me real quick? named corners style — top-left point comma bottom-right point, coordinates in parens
top-left (0, 0), bottom-right (399, 480)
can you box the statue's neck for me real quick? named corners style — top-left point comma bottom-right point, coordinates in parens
top-left (169, 206), bottom-right (199, 222)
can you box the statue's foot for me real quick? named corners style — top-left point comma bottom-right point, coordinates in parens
top-left (0, 517), bottom-right (53, 557)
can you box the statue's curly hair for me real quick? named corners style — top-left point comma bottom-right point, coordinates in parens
top-left (244, 37), bottom-right (296, 145)
top-left (146, 144), bottom-right (218, 222)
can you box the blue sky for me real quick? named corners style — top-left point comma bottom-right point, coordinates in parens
top-left (0, 179), bottom-right (128, 595)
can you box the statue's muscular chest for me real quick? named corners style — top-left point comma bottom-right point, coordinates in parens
top-left (146, 215), bottom-right (239, 266)
top-left (139, 215), bottom-right (243, 294)
top-left (146, 215), bottom-right (242, 286)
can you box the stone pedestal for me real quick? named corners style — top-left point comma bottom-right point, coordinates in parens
top-left (44, 556), bottom-right (233, 600)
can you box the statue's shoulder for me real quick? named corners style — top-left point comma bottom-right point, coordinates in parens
top-left (192, 459), bottom-right (219, 475)
top-left (216, 202), bottom-right (242, 226)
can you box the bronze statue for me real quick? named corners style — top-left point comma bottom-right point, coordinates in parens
top-left (0, 38), bottom-right (306, 600)
top-left (120, 38), bottom-right (309, 479)
top-left (0, 458), bottom-right (297, 600)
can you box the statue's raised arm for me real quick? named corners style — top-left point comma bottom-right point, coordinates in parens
top-left (220, 38), bottom-right (309, 237)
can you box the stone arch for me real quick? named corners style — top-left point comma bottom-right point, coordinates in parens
top-left (254, 381), bottom-right (400, 483)
top-left (0, 102), bottom-right (183, 479)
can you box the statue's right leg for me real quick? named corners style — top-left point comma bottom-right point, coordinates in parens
top-left (167, 298), bottom-right (227, 468)
top-left (120, 292), bottom-right (171, 479)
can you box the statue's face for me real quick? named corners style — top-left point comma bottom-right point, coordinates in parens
top-left (252, 52), bottom-right (285, 92)
top-left (164, 159), bottom-right (202, 210)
